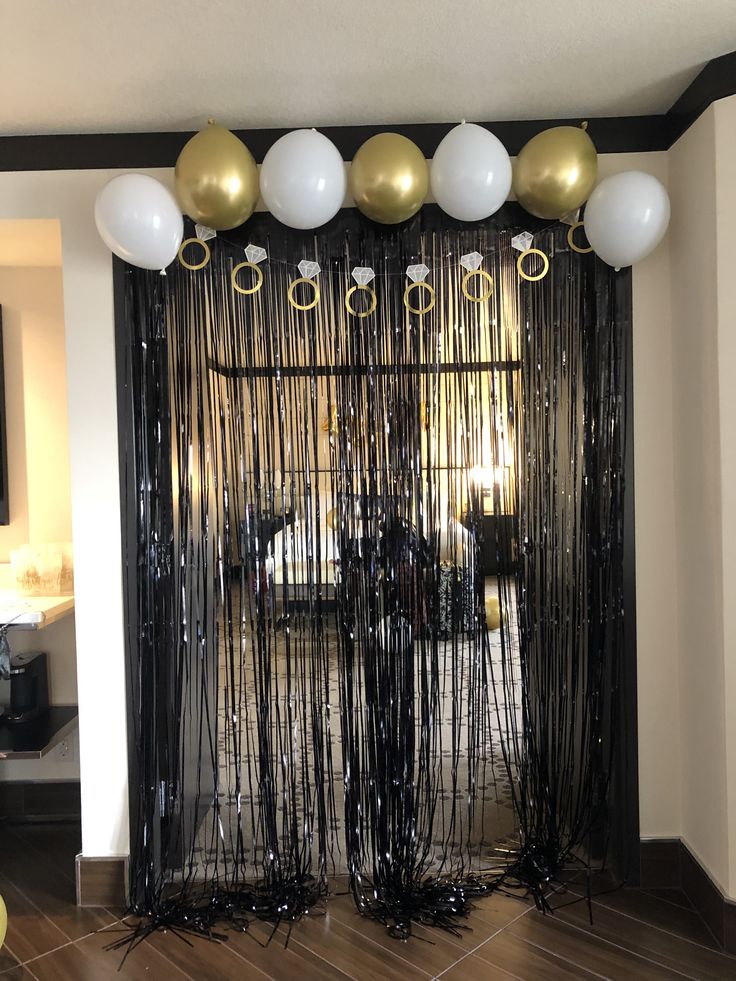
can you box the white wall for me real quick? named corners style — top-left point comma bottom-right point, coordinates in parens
top-left (616, 156), bottom-right (683, 841)
top-left (0, 153), bottom-right (684, 871)
top-left (665, 96), bottom-right (736, 899)
top-left (668, 106), bottom-right (727, 893)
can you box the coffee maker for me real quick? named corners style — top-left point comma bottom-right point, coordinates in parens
top-left (1, 651), bottom-right (49, 723)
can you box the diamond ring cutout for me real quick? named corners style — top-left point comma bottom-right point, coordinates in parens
top-left (511, 232), bottom-right (534, 252)
top-left (459, 251), bottom-right (483, 271)
top-left (351, 266), bottom-right (375, 285)
top-left (406, 263), bottom-right (430, 282)
top-left (298, 260), bottom-right (321, 279)
top-left (245, 244), bottom-right (267, 264)
top-left (195, 223), bottom-right (217, 242)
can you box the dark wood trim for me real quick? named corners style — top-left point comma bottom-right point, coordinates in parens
top-left (112, 255), bottom-right (142, 910)
top-left (640, 838), bottom-right (736, 953)
top-left (1, 50), bottom-right (735, 171)
top-left (75, 854), bottom-right (127, 907)
top-left (680, 841), bottom-right (736, 953)
top-left (0, 116), bottom-right (670, 172)
top-left (666, 50), bottom-right (736, 146)
top-left (639, 837), bottom-right (681, 890)
top-left (208, 357), bottom-right (522, 380)
top-left (611, 272), bottom-right (640, 885)
top-left (0, 779), bottom-right (81, 822)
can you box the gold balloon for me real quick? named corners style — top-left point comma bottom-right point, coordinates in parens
top-left (0, 894), bottom-right (6, 950)
top-left (349, 133), bottom-right (429, 224)
top-left (513, 125), bottom-right (598, 220)
top-left (175, 121), bottom-right (259, 231)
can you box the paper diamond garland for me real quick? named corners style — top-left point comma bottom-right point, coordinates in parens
top-left (560, 209), bottom-right (581, 227)
top-left (195, 223), bottom-right (217, 242)
top-left (459, 251), bottom-right (483, 271)
top-left (406, 263), bottom-right (429, 282)
top-left (511, 232), bottom-right (533, 252)
top-left (351, 266), bottom-right (375, 285)
top-left (245, 244), bottom-right (267, 264)
top-left (298, 259), bottom-right (321, 279)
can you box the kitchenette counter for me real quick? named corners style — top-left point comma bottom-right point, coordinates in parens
top-left (0, 593), bottom-right (77, 757)
top-left (0, 593), bottom-right (74, 629)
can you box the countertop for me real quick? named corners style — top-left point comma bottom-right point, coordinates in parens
top-left (0, 593), bottom-right (75, 629)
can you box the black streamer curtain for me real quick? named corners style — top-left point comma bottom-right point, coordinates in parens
top-left (119, 207), bottom-right (630, 940)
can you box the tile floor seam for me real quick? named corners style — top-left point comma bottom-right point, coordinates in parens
top-left (15, 918), bottom-right (125, 970)
top-left (0, 873), bottom-right (80, 951)
top-left (138, 936), bottom-right (200, 981)
top-left (1, 940), bottom-right (22, 969)
top-left (435, 903), bottom-right (535, 978)
top-left (274, 933), bottom-right (360, 980)
top-left (0, 963), bottom-right (25, 980)
top-left (506, 933), bottom-right (611, 981)
top-left (641, 890), bottom-right (697, 914)
top-left (304, 912), bottom-right (435, 979)
top-left (17, 959), bottom-right (40, 981)
top-left (169, 929), bottom-right (303, 981)
top-left (559, 885), bottom-right (729, 958)
top-left (513, 916), bottom-right (701, 981)
top-left (11, 935), bottom-right (80, 980)
top-left (587, 896), bottom-right (736, 960)
top-left (327, 901), bottom-right (484, 960)
top-left (102, 917), bottom-right (194, 978)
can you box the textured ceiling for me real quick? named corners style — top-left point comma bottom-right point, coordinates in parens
top-left (2, 1), bottom-right (735, 136)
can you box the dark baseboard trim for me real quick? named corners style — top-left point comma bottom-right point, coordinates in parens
top-left (0, 780), bottom-right (81, 822)
top-left (75, 854), bottom-right (128, 907)
top-left (1, 51), bottom-right (735, 170)
top-left (640, 838), bottom-right (736, 952)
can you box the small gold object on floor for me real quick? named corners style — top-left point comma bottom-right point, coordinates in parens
top-left (485, 596), bottom-right (501, 631)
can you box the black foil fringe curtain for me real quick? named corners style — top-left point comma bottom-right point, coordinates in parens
top-left (117, 205), bottom-right (630, 945)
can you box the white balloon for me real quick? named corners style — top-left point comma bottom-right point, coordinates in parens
top-left (430, 123), bottom-right (512, 222)
top-left (260, 129), bottom-right (346, 229)
top-left (95, 174), bottom-right (183, 270)
top-left (584, 171), bottom-right (670, 268)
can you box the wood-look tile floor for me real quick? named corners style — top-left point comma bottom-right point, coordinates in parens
top-left (2, 823), bottom-right (736, 980)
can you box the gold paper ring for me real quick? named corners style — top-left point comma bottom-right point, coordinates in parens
top-left (517, 248), bottom-right (549, 282)
top-left (403, 281), bottom-right (436, 315)
top-left (566, 221), bottom-right (593, 254)
top-left (287, 277), bottom-right (320, 311)
top-left (231, 260), bottom-right (264, 295)
top-left (461, 269), bottom-right (494, 303)
top-left (178, 238), bottom-right (211, 271)
top-left (345, 284), bottom-right (377, 318)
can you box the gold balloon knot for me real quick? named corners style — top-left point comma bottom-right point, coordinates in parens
top-left (207, 117), bottom-right (216, 126)
top-left (580, 121), bottom-right (589, 131)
